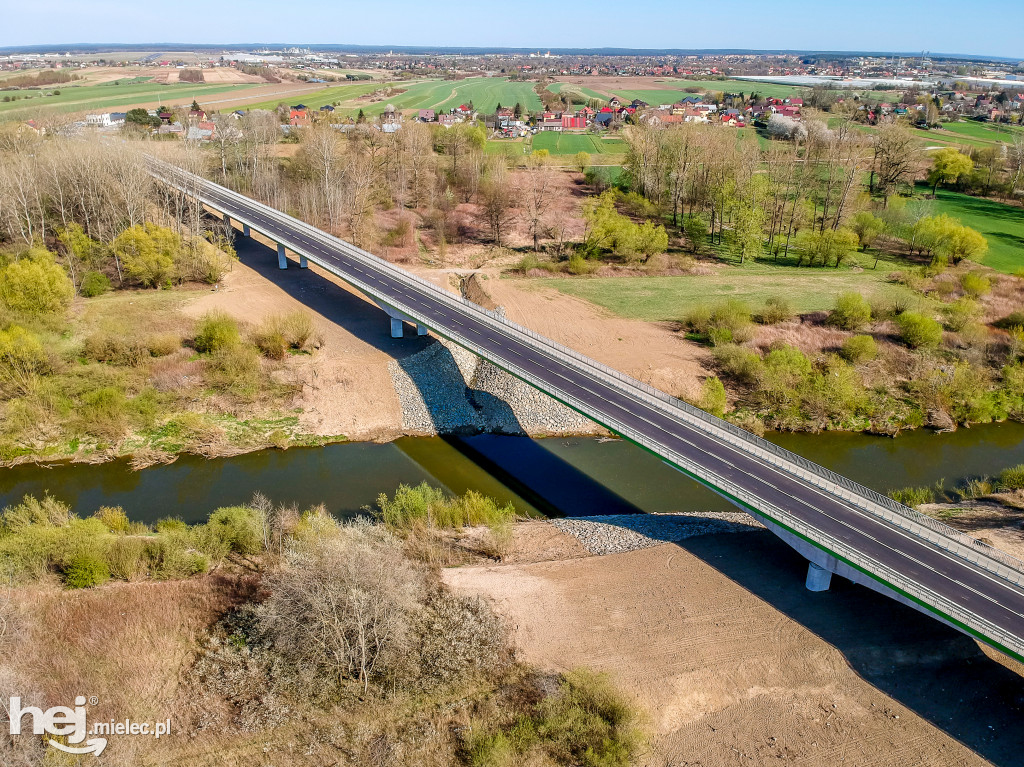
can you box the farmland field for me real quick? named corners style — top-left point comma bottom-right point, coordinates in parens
top-left (937, 120), bottom-right (1024, 143)
top-left (924, 185), bottom-right (1024, 274)
top-left (531, 132), bottom-right (627, 155)
top-left (240, 80), bottom-right (392, 111)
top-left (547, 82), bottom-right (608, 102)
top-left (0, 80), bottom-right (259, 117)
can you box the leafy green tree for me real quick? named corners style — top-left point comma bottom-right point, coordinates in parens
top-left (699, 376), bottom-right (728, 417)
top-left (927, 147), bottom-right (974, 196)
top-left (796, 227), bottom-right (859, 268)
top-left (125, 108), bottom-right (160, 128)
top-left (189, 99), bottom-right (201, 112)
top-left (850, 211), bottom-right (886, 252)
top-left (573, 151), bottom-right (591, 174)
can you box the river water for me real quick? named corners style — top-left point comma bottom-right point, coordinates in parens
top-left (2, 422), bottom-right (1024, 524)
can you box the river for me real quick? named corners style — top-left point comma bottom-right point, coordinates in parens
top-left (2, 422), bottom-right (1024, 523)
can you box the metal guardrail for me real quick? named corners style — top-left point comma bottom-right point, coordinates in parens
top-left (149, 159), bottom-right (1024, 598)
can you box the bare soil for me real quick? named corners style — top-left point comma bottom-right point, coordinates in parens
top-left (446, 522), bottom-right (1024, 767)
top-left (187, 219), bottom-right (710, 441)
top-left (479, 275), bottom-right (712, 401)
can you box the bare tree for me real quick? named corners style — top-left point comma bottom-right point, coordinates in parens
top-left (872, 120), bottom-right (918, 204)
top-left (477, 161), bottom-right (517, 247)
top-left (521, 167), bottom-right (555, 251)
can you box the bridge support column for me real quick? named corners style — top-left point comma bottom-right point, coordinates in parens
top-left (242, 223), bottom-right (250, 237)
top-left (390, 317), bottom-right (404, 338)
top-left (805, 561), bottom-right (832, 592)
top-left (277, 243), bottom-right (288, 269)
top-left (299, 254), bottom-right (308, 269)
top-left (416, 324), bottom-right (428, 336)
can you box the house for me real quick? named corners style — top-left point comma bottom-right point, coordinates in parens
top-left (186, 124), bottom-right (214, 141)
top-left (85, 112), bottom-right (125, 128)
top-left (418, 109), bottom-right (436, 122)
top-left (608, 96), bottom-right (621, 108)
top-left (289, 106), bottom-right (310, 126)
top-left (437, 114), bottom-right (458, 126)
top-left (561, 114), bottom-right (586, 130)
top-left (319, 105), bottom-right (335, 113)
top-left (594, 112), bottom-right (614, 128)
top-left (188, 109), bottom-right (207, 121)
top-left (539, 118), bottom-right (563, 132)
top-left (642, 110), bottom-right (682, 126)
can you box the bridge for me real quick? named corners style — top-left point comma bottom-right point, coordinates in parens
top-left (149, 158), bottom-right (1024, 664)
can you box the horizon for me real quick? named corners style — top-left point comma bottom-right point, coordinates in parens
top-left (0, 42), bottom-right (1021, 63)
top-left (2, 0), bottom-right (1022, 60)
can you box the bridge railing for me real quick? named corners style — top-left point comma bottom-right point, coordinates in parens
top-left (415, 305), bottom-right (1024, 661)
top-left (150, 159), bottom-right (1024, 589)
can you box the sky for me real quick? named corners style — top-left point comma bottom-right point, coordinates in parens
top-left (2, 0), bottom-right (1022, 60)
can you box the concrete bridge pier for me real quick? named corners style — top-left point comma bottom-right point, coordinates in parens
top-left (300, 254), bottom-right (308, 269)
top-left (277, 243), bottom-right (288, 269)
top-left (805, 561), bottom-right (833, 592)
top-left (242, 223), bottom-right (251, 237)
top-left (416, 324), bottom-right (429, 336)
top-left (390, 317), bottom-right (404, 338)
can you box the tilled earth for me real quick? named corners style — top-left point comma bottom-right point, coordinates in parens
top-left (445, 520), bottom-right (1024, 767)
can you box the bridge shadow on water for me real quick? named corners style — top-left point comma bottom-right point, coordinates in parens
top-left (230, 224), bottom-right (647, 519)
top-left (603, 517), bottom-right (1024, 765)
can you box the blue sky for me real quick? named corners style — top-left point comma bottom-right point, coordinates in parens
top-left (3, 0), bottom-right (1022, 59)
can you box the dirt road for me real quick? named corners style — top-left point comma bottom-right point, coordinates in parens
top-left (446, 522), bottom-right (1024, 767)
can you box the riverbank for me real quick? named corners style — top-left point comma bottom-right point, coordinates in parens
top-left (446, 517), bottom-right (1024, 767)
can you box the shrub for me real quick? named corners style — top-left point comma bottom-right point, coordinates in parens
top-left (63, 552), bottom-right (110, 588)
top-left (890, 486), bottom-right (935, 507)
top-left (895, 311), bottom-right (943, 349)
top-left (105, 536), bottom-right (149, 580)
top-left (83, 332), bottom-right (149, 366)
top-left (998, 465), bottom-right (1024, 491)
top-left (960, 271), bottom-right (991, 298)
top-left (758, 297), bottom-right (794, 325)
top-left (713, 344), bottom-right (763, 385)
top-left (698, 376), bottom-right (728, 417)
top-left (566, 253), bottom-right (596, 275)
top-left (375, 483), bottom-right (516, 531)
top-left (77, 386), bottom-right (133, 439)
top-left (253, 311), bottom-right (314, 358)
top-left (207, 505), bottom-right (266, 555)
top-left (995, 311), bottom-right (1024, 330)
top-left (80, 271), bottom-right (111, 297)
top-left (0, 252), bottom-right (74, 316)
top-left (943, 298), bottom-right (980, 332)
top-left (840, 335), bottom-right (878, 364)
top-left (467, 669), bottom-right (644, 767)
top-left (0, 325), bottom-right (49, 395)
top-left (93, 506), bottom-right (130, 533)
top-left (684, 300), bottom-right (753, 346)
top-left (194, 311), bottom-right (241, 353)
top-left (147, 333), bottom-right (181, 357)
top-left (208, 344), bottom-right (262, 398)
top-left (828, 292), bottom-right (872, 330)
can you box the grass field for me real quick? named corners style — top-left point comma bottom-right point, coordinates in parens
top-left (0, 80), bottom-right (258, 117)
top-left (939, 120), bottom-right (1024, 142)
top-left (924, 185), bottom-right (1024, 274)
top-left (538, 256), bottom-right (920, 321)
top-left (531, 133), bottom-right (627, 155)
top-left (303, 77), bottom-right (545, 118)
